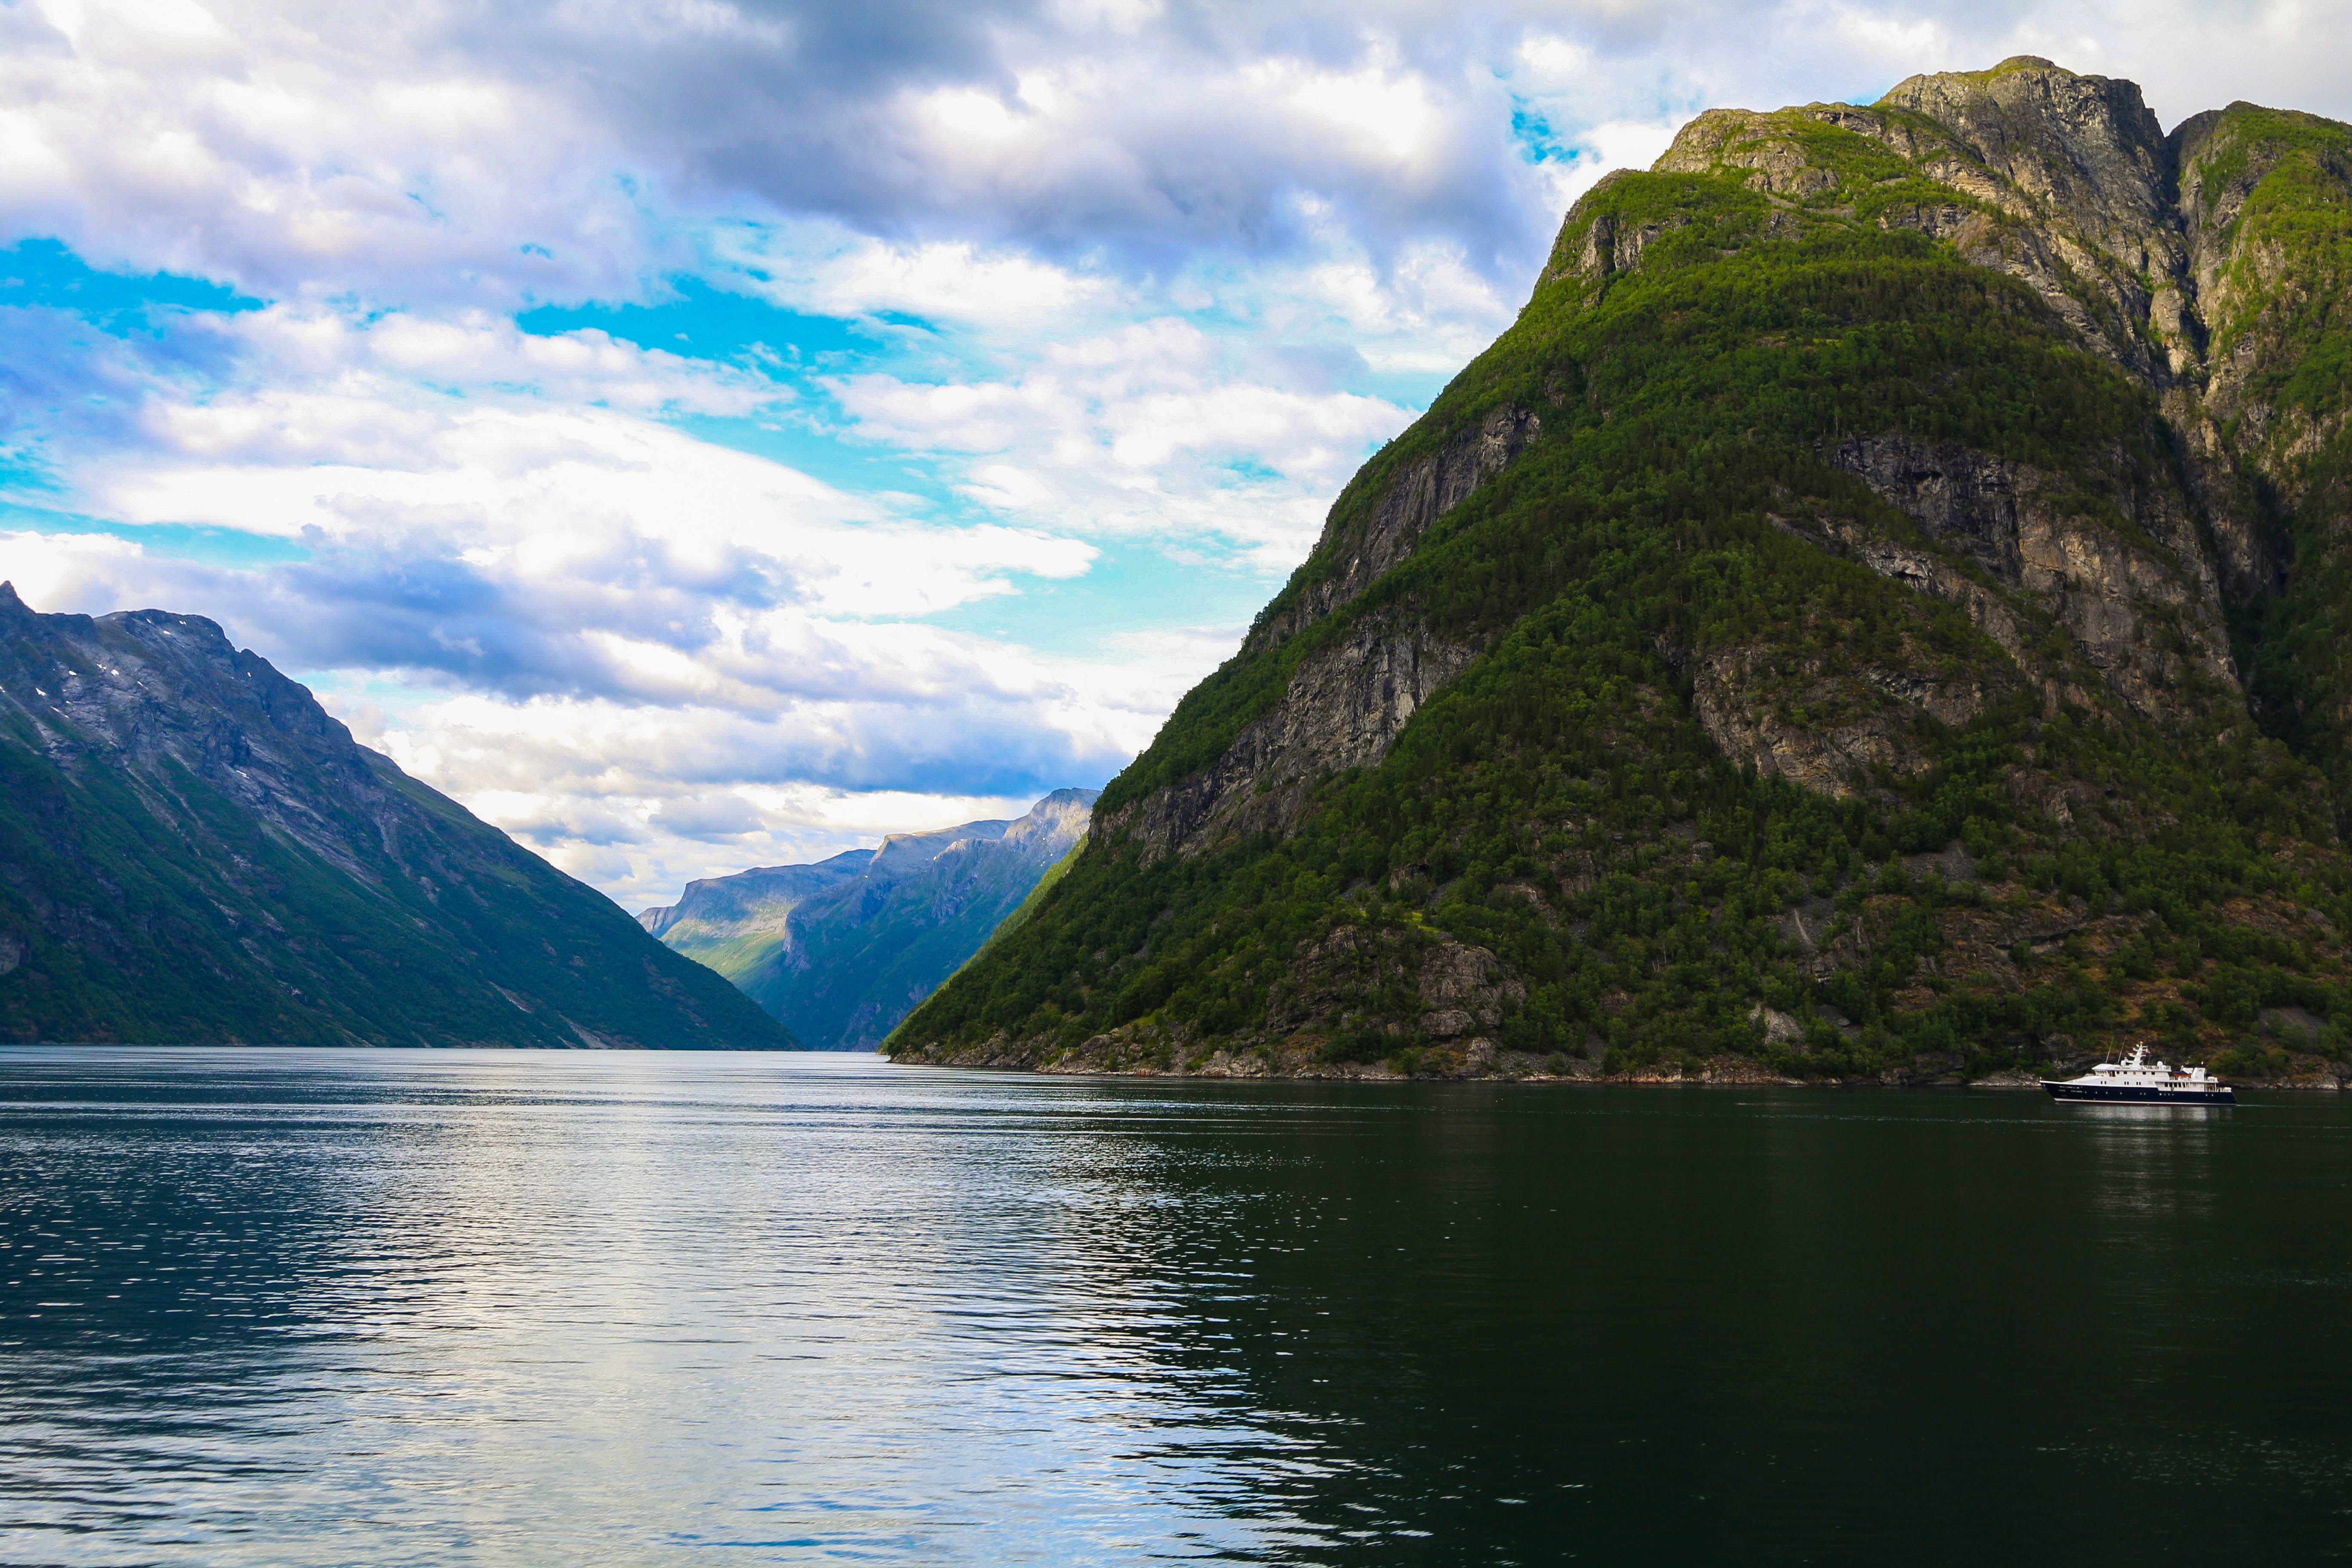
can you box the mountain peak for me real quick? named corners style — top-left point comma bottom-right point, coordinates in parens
top-left (1877, 54), bottom-right (2165, 173)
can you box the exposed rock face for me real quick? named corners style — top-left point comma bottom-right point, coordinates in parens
top-left (1849, 63), bottom-right (2352, 607)
top-left (640, 788), bottom-right (1097, 1048)
top-left (1657, 107), bottom-right (1852, 198)
top-left (1246, 404), bottom-right (1538, 655)
top-left (1106, 611), bottom-right (1478, 861)
top-left (1259, 924), bottom-right (1523, 1041)
top-left (1879, 62), bottom-right (2171, 221)
top-left (0, 584), bottom-right (789, 1048)
top-left (1642, 60), bottom-right (2336, 735)
top-left (1551, 178), bottom-right (1682, 283)
top-left (1414, 940), bottom-right (1527, 1038)
top-left (1820, 435), bottom-right (2236, 723)
top-left (1663, 64), bottom-right (2186, 383)
top-left (1106, 398), bottom-right (1538, 862)
top-left (1691, 643), bottom-right (1995, 798)
top-left (1646, 55), bottom-right (2337, 549)
top-left (1876, 60), bottom-right (2184, 361)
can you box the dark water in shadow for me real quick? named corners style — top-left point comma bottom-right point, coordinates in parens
top-left (2, 1049), bottom-right (2349, 1565)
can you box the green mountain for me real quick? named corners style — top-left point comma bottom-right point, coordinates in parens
top-left (640, 788), bottom-right (1095, 1049)
top-left (0, 585), bottom-right (792, 1048)
top-left (891, 59), bottom-right (2352, 1086)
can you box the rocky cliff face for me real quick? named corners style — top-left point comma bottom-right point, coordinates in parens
top-left (639, 788), bottom-right (1096, 1049)
top-left (1100, 402), bottom-right (1539, 863)
top-left (1105, 610), bottom-right (1479, 861)
top-left (893, 61), bottom-right (2352, 1087)
top-left (0, 584), bottom-right (791, 1047)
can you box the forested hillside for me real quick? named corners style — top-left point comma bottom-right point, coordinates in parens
top-left (891, 59), bottom-right (2352, 1085)
top-left (0, 586), bottom-right (791, 1048)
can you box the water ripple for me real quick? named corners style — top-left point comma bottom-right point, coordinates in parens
top-left (4, 1050), bottom-right (2352, 1565)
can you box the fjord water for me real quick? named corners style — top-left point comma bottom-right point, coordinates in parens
top-left (3, 1053), bottom-right (2348, 1566)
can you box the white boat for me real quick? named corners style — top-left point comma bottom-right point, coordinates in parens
top-left (2041, 1043), bottom-right (2234, 1104)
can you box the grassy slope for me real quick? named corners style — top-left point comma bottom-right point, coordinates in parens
top-left (897, 127), bottom-right (2352, 1082)
top-left (661, 926), bottom-right (794, 986)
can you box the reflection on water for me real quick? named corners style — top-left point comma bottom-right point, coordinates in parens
top-left (2067, 1101), bottom-right (2231, 1121)
top-left (2075, 1102), bottom-right (2223, 1233)
top-left (4, 1050), bottom-right (2352, 1566)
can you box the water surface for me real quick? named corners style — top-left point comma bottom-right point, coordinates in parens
top-left (3, 1049), bottom-right (2349, 1564)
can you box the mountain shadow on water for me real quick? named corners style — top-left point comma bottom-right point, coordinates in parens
top-left (891, 59), bottom-right (2352, 1087)
top-left (0, 585), bottom-right (792, 1048)
top-left (639, 789), bottom-right (1095, 1049)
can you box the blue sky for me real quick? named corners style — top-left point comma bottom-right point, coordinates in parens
top-left (3, 0), bottom-right (2348, 908)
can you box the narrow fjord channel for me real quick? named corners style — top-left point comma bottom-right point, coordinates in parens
top-left (4, 1049), bottom-right (2349, 1565)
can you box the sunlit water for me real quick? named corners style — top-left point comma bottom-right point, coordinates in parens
top-left (3, 1049), bottom-right (2349, 1565)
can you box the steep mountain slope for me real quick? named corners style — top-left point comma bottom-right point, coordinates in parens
top-left (893, 60), bottom-right (2352, 1086)
top-left (0, 586), bottom-right (793, 1048)
top-left (640, 789), bottom-right (1095, 1048)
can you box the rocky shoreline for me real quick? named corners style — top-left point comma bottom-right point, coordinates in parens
top-left (889, 1034), bottom-right (2352, 1090)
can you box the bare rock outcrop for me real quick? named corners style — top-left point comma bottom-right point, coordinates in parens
top-left (1247, 404), bottom-right (1538, 657)
top-left (1820, 436), bottom-right (2236, 723)
top-left (1654, 107), bottom-right (1847, 198)
top-left (1548, 174), bottom-right (1687, 284)
top-left (1873, 61), bottom-right (2188, 382)
top-left (1691, 643), bottom-right (1992, 797)
top-left (1108, 609), bottom-right (1479, 862)
top-left (1877, 60), bottom-right (2178, 270)
top-left (1102, 400), bottom-right (1541, 865)
top-left (1415, 940), bottom-right (1525, 1037)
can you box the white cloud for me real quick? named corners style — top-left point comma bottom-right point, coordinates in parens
top-left (831, 315), bottom-right (1412, 569)
top-left (327, 618), bottom-right (1217, 908)
top-left (1240, 50), bottom-right (1449, 171)
top-left (0, 303), bottom-right (1112, 747)
top-left (713, 218), bottom-right (1130, 333)
top-left (9, 0), bottom-right (2352, 321)
top-left (0, 1), bottom-right (646, 305)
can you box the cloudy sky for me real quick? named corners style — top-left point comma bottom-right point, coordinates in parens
top-left (3, 0), bottom-right (2347, 909)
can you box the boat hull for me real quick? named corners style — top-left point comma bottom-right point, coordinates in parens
top-left (2042, 1081), bottom-right (2235, 1105)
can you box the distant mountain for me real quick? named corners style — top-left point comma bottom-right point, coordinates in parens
top-left (638, 789), bottom-right (1096, 1049)
top-left (0, 585), bottom-right (791, 1049)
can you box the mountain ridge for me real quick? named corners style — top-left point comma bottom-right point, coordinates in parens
top-left (641, 788), bottom-right (1096, 1049)
top-left (890, 59), bottom-right (2352, 1087)
top-left (0, 584), bottom-right (791, 1048)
